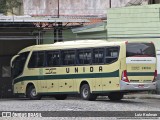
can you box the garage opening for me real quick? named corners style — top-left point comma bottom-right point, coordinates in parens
top-left (0, 16), bottom-right (88, 98)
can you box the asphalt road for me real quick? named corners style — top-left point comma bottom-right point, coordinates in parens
top-left (0, 97), bottom-right (159, 111)
top-left (0, 97), bottom-right (159, 120)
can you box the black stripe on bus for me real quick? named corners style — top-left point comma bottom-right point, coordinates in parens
top-left (14, 70), bottom-right (119, 84)
top-left (13, 70), bottom-right (154, 84)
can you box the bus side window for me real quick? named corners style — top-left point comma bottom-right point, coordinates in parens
top-left (37, 52), bottom-right (45, 67)
top-left (54, 53), bottom-right (60, 66)
top-left (93, 48), bottom-right (104, 64)
top-left (61, 50), bottom-right (75, 66)
top-left (46, 52), bottom-right (53, 66)
top-left (105, 47), bottom-right (119, 64)
top-left (84, 50), bottom-right (92, 64)
top-left (28, 52), bottom-right (37, 68)
top-left (77, 49), bottom-right (91, 65)
top-left (77, 50), bottom-right (84, 64)
top-left (46, 51), bottom-right (60, 67)
top-left (28, 51), bottom-right (45, 68)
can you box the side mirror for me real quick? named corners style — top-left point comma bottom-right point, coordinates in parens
top-left (10, 55), bottom-right (19, 68)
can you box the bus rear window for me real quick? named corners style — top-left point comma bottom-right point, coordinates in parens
top-left (126, 43), bottom-right (156, 57)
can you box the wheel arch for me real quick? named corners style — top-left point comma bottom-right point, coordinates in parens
top-left (79, 80), bottom-right (90, 93)
top-left (25, 82), bottom-right (36, 95)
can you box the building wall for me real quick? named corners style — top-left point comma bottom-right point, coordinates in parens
top-left (107, 4), bottom-right (160, 50)
top-left (23, 0), bottom-right (109, 16)
top-left (72, 22), bottom-right (107, 39)
top-left (43, 29), bottom-right (76, 44)
top-left (23, 0), bottom-right (149, 16)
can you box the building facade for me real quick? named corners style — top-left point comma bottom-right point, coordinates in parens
top-left (23, 0), bottom-right (152, 17)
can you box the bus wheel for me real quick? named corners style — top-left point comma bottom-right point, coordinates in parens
top-left (108, 92), bottom-right (123, 101)
top-left (27, 85), bottom-right (41, 100)
top-left (80, 84), bottom-right (97, 101)
top-left (54, 94), bottom-right (67, 100)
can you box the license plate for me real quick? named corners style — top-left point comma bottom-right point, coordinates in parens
top-left (138, 84), bottom-right (144, 88)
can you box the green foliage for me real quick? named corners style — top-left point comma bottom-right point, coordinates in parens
top-left (0, 0), bottom-right (21, 14)
top-left (0, 0), bottom-right (6, 13)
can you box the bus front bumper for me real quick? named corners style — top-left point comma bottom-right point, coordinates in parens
top-left (120, 81), bottom-right (156, 91)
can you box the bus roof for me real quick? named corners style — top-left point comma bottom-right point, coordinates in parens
top-left (17, 40), bottom-right (139, 54)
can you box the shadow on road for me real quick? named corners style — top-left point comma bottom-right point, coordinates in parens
top-left (96, 98), bottom-right (145, 104)
top-left (0, 96), bottom-right (146, 105)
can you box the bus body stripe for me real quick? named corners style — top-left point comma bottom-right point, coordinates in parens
top-left (14, 70), bottom-right (119, 84)
top-left (13, 70), bottom-right (154, 84)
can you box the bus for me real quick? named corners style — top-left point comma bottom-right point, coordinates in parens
top-left (10, 40), bottom-right (157, 101)
top-left (156, 50), bottom-right (160, 93)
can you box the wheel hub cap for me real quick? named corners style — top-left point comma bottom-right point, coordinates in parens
top-left (31, 88), bottom-right (37, 97)
top-left (83, 88), bottom-right (88, 98)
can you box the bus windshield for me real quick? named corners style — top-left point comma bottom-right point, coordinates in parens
top-left (11, 52), bottom-right (29, 79)
top-left (126, 43), bottom-right (156, 57)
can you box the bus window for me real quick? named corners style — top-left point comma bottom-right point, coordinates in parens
top-left (61, 50), bottom-right (75, 65)
top-left (77, 49), bottom-right (91, 65)
top-left (12, 52), bottom-right (29, 78)
top-left (126, 43), bottom-right (156, 57)
top-left (105, 47), bottom-right (119, 64)
top-left (28, 51), bottom-right (45, 68)
top-left (84, 50), bottom-right (91, 64)
top-left (46, 51), bottom-right (60, 67)
top-left (93, 48), bottom-right (104, 64)
top-left (77, 50), bottom-right (84, 64)
top-left (37, 52), bottom-right (45, 67)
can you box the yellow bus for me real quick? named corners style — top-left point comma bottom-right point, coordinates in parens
top-left (10, 40), bottom-right (157, 101)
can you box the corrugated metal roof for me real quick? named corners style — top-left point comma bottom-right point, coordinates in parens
top-left (72, 22), bottom-right (106, 33)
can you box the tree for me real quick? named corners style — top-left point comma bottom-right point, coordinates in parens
top-left (0, 0), bottom-right (22, 14)
top-left (0, 0), bottom-right (6, 13)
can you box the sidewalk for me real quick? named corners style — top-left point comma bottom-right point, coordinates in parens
top-left (124, 94), bottom-right (160, 99)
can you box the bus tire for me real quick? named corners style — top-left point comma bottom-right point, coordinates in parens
top-left (27, 85), bottom-right (41, 100)
top-left (80, 84), bottom-right (97, 101)
top-left (54, 94), bottom-right (67, 100)
top-left (108, 92), bottom-right (123, 101)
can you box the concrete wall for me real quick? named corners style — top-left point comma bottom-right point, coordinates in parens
top-left (23, 0), bottom-right (149, 16)
top-left (23, 0), bottom-right (109, 16)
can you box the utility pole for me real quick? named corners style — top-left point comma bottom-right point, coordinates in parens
top-left (149, 0), bottom-right (156, 4)
top-left (54, 0), bottom-right (63, 43)
top-left (152, 0), bottom-right (155, 4)
top-left (58, 0), bottom-right (59, 18)
top-left (109, 0), bottom-right (111, 8)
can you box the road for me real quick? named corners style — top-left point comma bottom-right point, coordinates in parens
top-left (0, 97), bottom-right (159, 111)
top-left (0, 97), bottom-right (159, 119)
